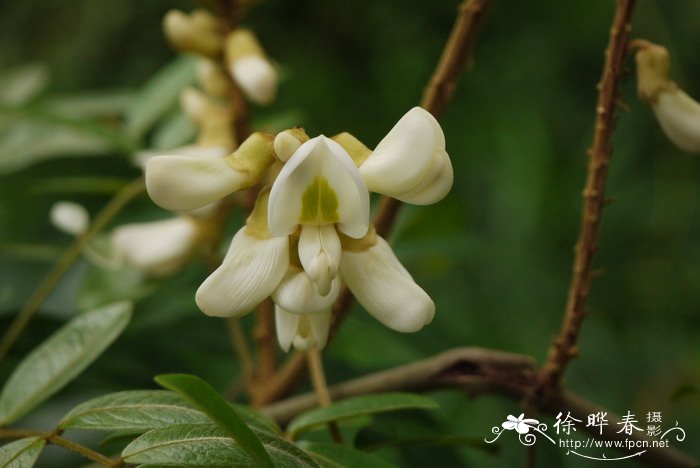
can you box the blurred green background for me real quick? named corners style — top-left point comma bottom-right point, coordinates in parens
top-left (1, 0), bottom-right (699, 466)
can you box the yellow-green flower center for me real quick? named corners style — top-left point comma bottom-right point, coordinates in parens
top-left (300, 176), bottom-right (339, 224)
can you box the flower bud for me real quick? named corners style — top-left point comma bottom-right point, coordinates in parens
top-left (274, 129), bottom-right (308, 162)
top-left (634, 40), bottom-right (700, 153)
top-left (50, 201), bottom-right (89, 236)
top-left (196, 58), bottom-right (232, 98)
top-left (163, 9), bottom-right (222, 57)
top-left (225, 29), bottom-right (278, 105)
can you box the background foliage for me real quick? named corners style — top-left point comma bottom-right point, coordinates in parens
top-left (0, 0), bottom-right (699, 466)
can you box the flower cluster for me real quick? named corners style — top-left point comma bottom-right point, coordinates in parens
top-left (145, 107), bottom-right (453, 351)
top-left (634, 40), bottom-right (700, 153)
top-left (164, 9), bottom-right (278, 105)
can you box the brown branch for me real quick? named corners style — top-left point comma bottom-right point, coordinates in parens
top-left (262, 348), bottom-right (697, 468)
top-left (254, 0), bottom-right (491, 406)
top-left (534, 0), bottom-right (637, 399)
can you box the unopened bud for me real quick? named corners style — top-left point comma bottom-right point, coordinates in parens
top-left (225, 29), bottom-right (278, 105)
top-left (274, 129), bottom-right (309, 161)
top-left (197, 59), bottom-right (232, 98)
top-left (163, 9), bottom-right (222, 57)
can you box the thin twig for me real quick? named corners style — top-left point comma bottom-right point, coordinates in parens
top-left (227, 318), bottom-right (254, 382)
top-left (254, 299), bottom-right (277, 379)
top-left (0, 429), bottom-right (116, 466)
top-left (255, 0), bottom-right (491, 406)
top-left (0, 177), bottom-right (146, 362)
top-left (306, 348), bottom-right (343, 443)
top-left (535, 0), bottom-right (638, 400)
top-left (262, 347), bottom-right (697, 468)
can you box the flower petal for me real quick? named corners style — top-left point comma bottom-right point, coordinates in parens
top-left (393, 149), bottom-right (453, 205)
top-left (298, 224), bottom-right (342, 296)
top-left (653, 89), bottom-right (700, 153)
top-left (275, 305), bottom-right (301, 352)
top-left (134, 145), bottom-right (229, 171)
top-left (340, 235), bottom-right (435, 332)
top-left (515, 423), bottom-right (531, 434)
top-left (196, 227), bottom-right (289, 317)
top-left (293, 310), bottom-right (332, 351)
top-left (146, 154), bottom-right (247, 211)
top-left (50, 201), bottom-right (89, 236)
top-left (502, 421), bottom-right (517, 430)
top-left (360, 107), bottom-right (445, 196)
top-left (268, 136), bottom-right (369, 238)
top-left (111, 217), bottom-right (197, 277)
top-left (272, 270), bottom-right (341, 314)
top-left (231, 56), bottom-right (278, 105)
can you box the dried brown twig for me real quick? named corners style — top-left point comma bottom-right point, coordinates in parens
top-left (534, 0), bottom-right (638, 400)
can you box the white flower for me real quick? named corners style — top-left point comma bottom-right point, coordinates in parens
top-left (111, 217), bottom-right (199, 277)
top-left (268, 135), bottom-right (369, 296)
top-left (196, 225), bottom-right (289, 318)
top-left (358, 107), bottom-right (453, 204)
top-left (340, 235), bottom-right (434, 332)
top-left (635, 41), bottom-right (700, 154)
top-left (502, 414), bottom-right (539, 434)
top-left (145, 132), bottom-right (275, 212)
top-left (50, 201), bottom-right (89, 236)
top-left (275, 306), bottom-right (331, 352)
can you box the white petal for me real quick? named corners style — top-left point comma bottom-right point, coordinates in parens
top-left (360, 107), bottom-right (445, 195)
top-left (292, 310), bottom-right (331, 351)
top-left (111, 217), bottom-right (197, 277)
top-left (268, 136), bottom-right (369, 238)
top-left (146, 155), bottom-right (247, 211)
top-left (306, 309), bottom-right (332, 350)
top-left (196, 228), bottom-right (289, 317)
top-left (653, 89), bottom-right (700, 153)
top-left (394, 149), bottom-right (453, 205)
top-left (340, 236), bottom-right (435, 333)
top-left (274, 131), bottom-right (303, 162)
top-left (502, 421), bottom-right (517, 430)
top-left (50, 201), bottom-right (89, 236)
top-left (298, 225), bottom-right (341, 296)
top-left (272, 270), bottom-right (341, 314)
top-left (275, 305), bottom-right (301, 352)
top-left (230, 56), bottom-right (278, 105)
top-left (134, 145), bottom-right (229, 171)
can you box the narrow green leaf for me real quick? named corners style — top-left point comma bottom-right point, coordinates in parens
top-left (124, 55), bottom-right (197, 139)
top-left (0, 117), bottom-right (120, 174)
top-left (0, 63), bottom-right (49, 106)
top-left (151, 112), bottom-right (196, 150)
top-left (287, 393), bottom-right (439, 439)
top-left (298, 441), bottom-right (394, 468)
top-left (43, 89), bottom-right (133, 119)
top-left (58, 390), bottom-right (209, 431)
top-left (58, 389), bottom-right (280, 435)
top-left (0, 301), bottom-right (132, 425)
top-left (155, 374), bottom-right (273, 468)
top-left (122, 424), bottom-right (318, 467)
top-left (0, 437), bottom-right (46, 467)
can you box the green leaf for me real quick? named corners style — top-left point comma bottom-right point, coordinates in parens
top-left (287, 393), bottom-right (439, 439)
top-left (125, 55), bottom-right (197, 139)
top-left (0, 63), bottom-right (49, 106)
top-left (122, 424), bottom-right (318, 467)
top-left (58, 389), bottom-right (280, 435)
top-left (43, 89), bottom-right (133, 119)
top-left (58, 390), bottom-right (209, 431)
top-left (77, 264), bottom-right (149, 311)
top-left (298, 441), bottom-right (394, 468)
top-left (151, 112), bottom-right (196, 150)
top-left (155, 374), bottom-right (273, 468)
top-left (0, 301), bottom-right (132, 425)
top-left (0, 437), bottom-right (46, 467)
top-left (0, 116), bottom-right (122, 174)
